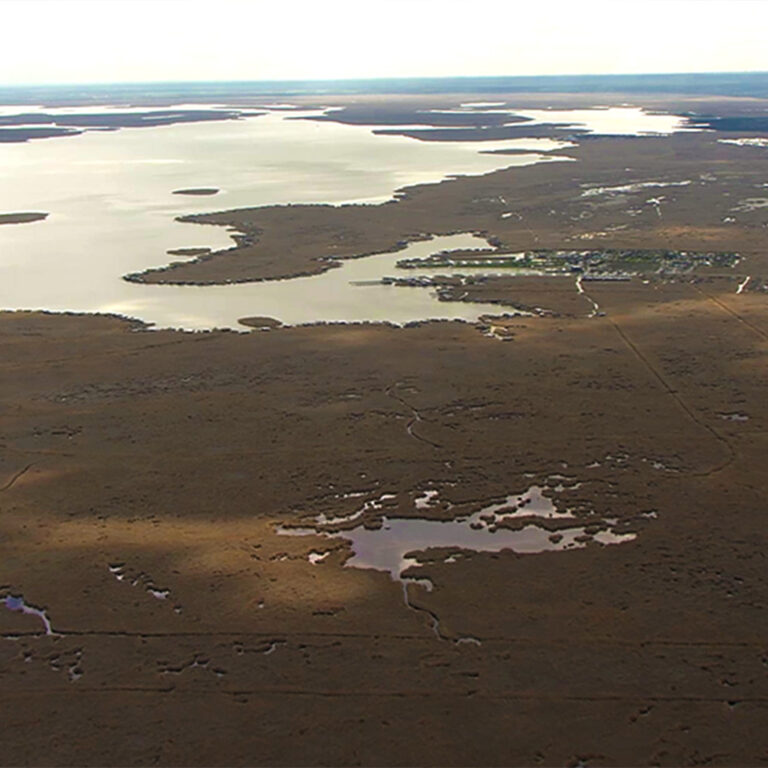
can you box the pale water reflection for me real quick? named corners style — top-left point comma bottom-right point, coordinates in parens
top-left (426, 106), bottom-right (691, 136)
top-left (507, 107), bottom-right (692, 135)
top-left (102, 234), bottom-right (515, 329)
top-left (279, 504), bottom-right (635, 583)
top-left (0, 107), bottom-right (569, 330)
top-left (278, 485), bottom-right (637, 583)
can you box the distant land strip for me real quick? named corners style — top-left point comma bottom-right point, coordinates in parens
top-left (0, 212), bottom-right (48, 225)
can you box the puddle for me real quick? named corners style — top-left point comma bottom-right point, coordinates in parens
top-left (483, 324), bottom-right (520, 341)
top-left (108, 563), bottom-right (127, 581)
top-left (313, 492), bottom-right (398, 526)
top-left (160, 654), bottom-right (214, 675)
top-left (718, 412), bottom-right (749, 422)
top-left (232, 639), bottom-right (285, 657)
top-left (642, 457), bottom-right (679, 472)
top-left (2, 594), bottom-right (53, 635)
top-left (732, 198), bottom-right (768, 213)
top-left (415, 489), bottom-right (441, 509)
top-left (278, 485), bottom-right (637, 582)
top-left (455, 636), bottom-right (482, 646)
top-left (109, 563), bottom-right (177, 607)
top-left (56, 649), bottom-right (84, 681)
top-left (475, 485), bottom-right (575, 520)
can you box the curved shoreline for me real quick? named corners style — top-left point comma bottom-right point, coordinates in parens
top-left (122, 130), bottom-right (765, 288)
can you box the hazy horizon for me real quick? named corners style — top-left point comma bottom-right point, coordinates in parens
top-left (3, 72), bottom-right (768, 103)
top-left (1, 70), bottom-right (768, 88)
top-left (2, 0), bottom-right (767, 86)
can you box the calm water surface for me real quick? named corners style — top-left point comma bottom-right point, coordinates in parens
top-left (0, 105), bottom-right (689, 330)
top-left (427, 105), bottom-right (691, 135)
top-left (0, 107), bottom-right (571, 329)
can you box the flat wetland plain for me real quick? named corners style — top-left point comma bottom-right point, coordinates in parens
top-left (3, 79), bottom-right (768, 766)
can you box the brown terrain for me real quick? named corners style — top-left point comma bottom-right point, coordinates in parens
top-left (2, 92), bottom-right (768, 766)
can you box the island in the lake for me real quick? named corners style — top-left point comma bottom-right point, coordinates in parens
top-left (172, 187), bottom-right (220, 196)
top-left (238, 315), bottom-right (284, 329)
top-left (0, 211), bottom-right (48, 224)
top-left (165, 246), bottom-right (212, 256)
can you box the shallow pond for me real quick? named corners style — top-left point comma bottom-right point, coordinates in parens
top-left (278, 485), bottom-right (636, 582)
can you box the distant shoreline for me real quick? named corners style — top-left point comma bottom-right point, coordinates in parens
top-left (2, 71), bottom-right (768, 105)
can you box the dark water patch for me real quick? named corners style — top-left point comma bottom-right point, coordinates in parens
top-left (2, 594), bottom-right (53, 635)
top-left (689, 115), bottom-right (768, 132)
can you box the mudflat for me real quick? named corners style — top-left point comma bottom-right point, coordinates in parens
top-left (2, 91), bottom-right (768, 766)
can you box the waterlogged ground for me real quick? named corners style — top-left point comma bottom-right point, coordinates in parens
top-left (277, 484), bottom-right (637, 584)
top-left (5, 93), bottom-right (768, 766)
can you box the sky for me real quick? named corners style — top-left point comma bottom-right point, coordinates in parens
top-left (1, 0), bottom-right (767, 85)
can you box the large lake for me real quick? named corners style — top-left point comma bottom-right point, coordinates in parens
top-left (0, 105), bottom-right (689, 330)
